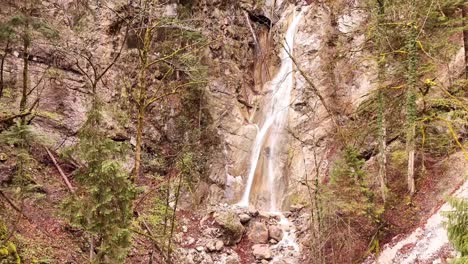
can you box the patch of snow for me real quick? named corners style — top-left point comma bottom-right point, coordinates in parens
top-left (366, 181), bottom-right (468, 264)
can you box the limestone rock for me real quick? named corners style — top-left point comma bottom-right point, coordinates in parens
top-left (238, 213), bottom-right (251, 224)
top-left (185, 248), bottom-right (213, 264)
top-left (196, 246), bottom-right (205, 252)
top-left (248, 208), bottom-right (259, 217)
top-left (206, 239), bottom-right (224, 252)
top-left (252, 244), bottom-right (272, 260)
top-left (225, 254), bottom-right (240, 264)
top-left (268, 225), bottom-right (283, 242)
top-left (248, 221), bottom-right (268, 244)
top-left (214, 211), bottom-right (244, 246)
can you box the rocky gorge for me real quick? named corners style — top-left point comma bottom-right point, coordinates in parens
top-left (0, 0), bottom-right (467, 263)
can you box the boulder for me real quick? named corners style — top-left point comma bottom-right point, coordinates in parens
top-left (248, 208), bottom-right (259, 217)
top-left (214, 211), bottom-right (245, 246)
top-left (225, 254), bottom-right (240, 264)
top-left (206, 239), bottom-right (224, 252)
top-left (252, 244), bottom-right (272, 260)
top-left (268, 225), bottom-right (283, 242)
top-left (248, 222), bottom-right (268, 244)
top-left (238, 213), bottom-right (251, 224)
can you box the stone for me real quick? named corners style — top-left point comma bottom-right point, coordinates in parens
top-left (206, 239), bottom-right (224, 252)
top-left (248, 222), bottom-right (268, 244)
top-left (196, 246), bottom-right (205, 252)
top-left (238, 213), bottom-right (251, 224)
top-left (0, 153), bottom-right (7, 162)
top-left (290, 204), bottom-right (304, 212)
top-left (268, 225), bottom-right (283, 242)
top-left (185, 249), bottom-right (213, 264)
top-left (215, 240), bottom-right (224, 251)
top-left (248, 208), bottom-right (259, 217)
top-left (225, 254), bottom-right (240, 264)
top-left (186, 237), bottom-right (195, 245)
top-left (269, 239), bottom-right (278, 244)
top-left (182, 225), bottom-right (188, 233)
top-left (214, 211), bottom-right (245, 246)
top-left (252, 244), bottom-right (272, 260)
top-left (261, 260), bottom-right (269, 264)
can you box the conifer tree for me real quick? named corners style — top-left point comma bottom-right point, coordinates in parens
top-left (64, 99), bottom-right (136, 263)
top-left (445, 197), bottom-right (468, 263)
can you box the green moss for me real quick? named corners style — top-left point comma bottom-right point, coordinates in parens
top-left (0, 220), bottom-right (21, 264)
top-left (391, 150), bottom-right (407, 168)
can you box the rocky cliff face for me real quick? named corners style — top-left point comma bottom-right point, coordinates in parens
top-left (206, 0), bottom-right (383, 208)
top-left (0, 0), bottom-right (466, 263)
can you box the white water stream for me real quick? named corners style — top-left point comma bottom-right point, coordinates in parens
top-left (236, 6), bottom-right (307, 263)
top-left (238, 8), bottom-right (305, 211)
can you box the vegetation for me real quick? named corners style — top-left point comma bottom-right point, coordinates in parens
top-left (0, 0), bottom-right (465, 263)
top-left (300, 0), bottom-right (468, 262)
top-left (63, 101), bottom-right (136, 263)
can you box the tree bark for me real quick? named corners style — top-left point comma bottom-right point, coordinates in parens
top-left (376, 0), bottom-right (387, 202)
top-left (45, 147), bottom-right (75, 193)
top-left (462, 5), bottom-right (468, 79)
top-left (20, 33), bottom-right (29, 125)
top-left (0, 39), bottom-right (10, 98)
top-left (406, 26), bottom-right (418, 196)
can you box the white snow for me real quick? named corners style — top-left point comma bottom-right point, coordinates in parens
top-left (367, 181), bottom-right (468, 264)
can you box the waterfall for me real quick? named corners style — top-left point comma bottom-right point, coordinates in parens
top-left (238, 8), bottom-right (305, 211)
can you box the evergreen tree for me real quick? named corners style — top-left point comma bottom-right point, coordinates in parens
top-left (445, 197), bottom-right (468, 263)
top-left (64, 99), bottom-right (136, 263)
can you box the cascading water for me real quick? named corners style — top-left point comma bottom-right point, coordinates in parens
top-left (238, 7), bottom-right (305, 211)
top-left (236, 5), bottom-right (307, 263)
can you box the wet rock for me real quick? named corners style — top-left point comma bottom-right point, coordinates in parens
top-left (252, 244), bottom-right (272, 260)
top-left (248, 222), bottom-right (268, 244)
top-left (268, 225), bottom-right (283, 241)
top-left (239, 213), bottom-right (251, 224)
top-left (290, 204), bottom-right (304, 213)
top-left (248, 208), bottom-right (259, 217)
top-left (214, 211), bottom-right (244, 245)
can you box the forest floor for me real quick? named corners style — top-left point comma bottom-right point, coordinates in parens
top-left (0, 147), bottom-right (465, 263)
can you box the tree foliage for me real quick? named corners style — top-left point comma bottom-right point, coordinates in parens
top-left (63, 101), bottom-right (136, 263)
top-left (445, 196), bottom-right (468, 263)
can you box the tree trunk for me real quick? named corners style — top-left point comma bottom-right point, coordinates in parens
top-left (462, 5), bottom-right (468, 79)
top-left (377, 90), bottom-right (387, 202)
top-left (132, 19), bottom-right (152, 182)
top-left (0, 40), bottom-right (9, 98)
top-left (20, 35), bottom-right (29, 125)
top-left (134, 104), bottom-right (144, 181)
top-left (376, 0), bottom-right (387, 202)
top-left (406, 26), bottom-right (418, 196)
top-left (166, 171), bottom-right (183, 264)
